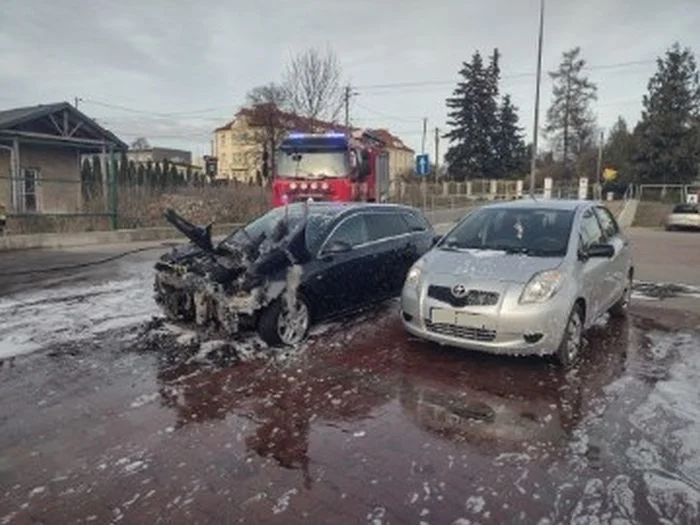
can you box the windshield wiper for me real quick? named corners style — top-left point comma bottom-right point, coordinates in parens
top-left (494, 245), bottom-right (563, 257)
top-left (501, 246), bottom-right (532, 255)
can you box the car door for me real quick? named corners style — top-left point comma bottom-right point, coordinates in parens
top-left (364, 211), bottom-right (416, 298)
top-left (302, 213), bottom-right (375, 317)
top-left (577, 207), bottom-right (609, 323)
top-left (593, 205), bottom-right (630, 308)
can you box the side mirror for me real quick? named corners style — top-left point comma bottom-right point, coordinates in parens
top-left (587, 242), bottom-right (614, 258)
top-left (323, 240), bottom-right (352, 255)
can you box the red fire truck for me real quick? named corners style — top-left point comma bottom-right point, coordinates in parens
top-left (270, 130), bottom-right (390, 207)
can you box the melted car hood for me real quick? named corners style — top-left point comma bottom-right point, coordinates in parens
top-left (422, 248), bottom-right (563, 284)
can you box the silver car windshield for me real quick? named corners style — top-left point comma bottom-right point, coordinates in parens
top-left (439, 207), bottom-right (575, 257)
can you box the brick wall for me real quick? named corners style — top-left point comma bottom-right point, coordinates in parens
top-left (18, 144), bottom-right (82, 214)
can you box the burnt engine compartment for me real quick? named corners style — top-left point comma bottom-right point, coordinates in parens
top-left (153, 208), bottom-right (304, 335)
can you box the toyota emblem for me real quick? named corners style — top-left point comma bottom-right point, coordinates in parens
top-left (452, 284), bottom-right (468, 298)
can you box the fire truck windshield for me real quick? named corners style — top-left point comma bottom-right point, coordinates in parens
top-left (276, 150), bottom-right (350, 179)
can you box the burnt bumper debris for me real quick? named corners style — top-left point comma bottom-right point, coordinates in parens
top-left (153, 208), bottom-right (302, 338)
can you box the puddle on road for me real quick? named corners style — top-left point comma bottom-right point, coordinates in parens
top-left (633, 280), bottom-right (700, 301)
top-left (2, 299), bottom-right (699, 524)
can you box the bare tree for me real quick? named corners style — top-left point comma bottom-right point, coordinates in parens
top-left (245, 83), bottom-right (291, 181)
top-left (130, 137), bottom-right (151, 150)
top-left (283, 45), bottom-right (345, 122)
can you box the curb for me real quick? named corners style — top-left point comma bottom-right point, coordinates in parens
top-left (617, 199), bottom-right (639, 229)
top-left (0, 223), bottom-right (241, 252)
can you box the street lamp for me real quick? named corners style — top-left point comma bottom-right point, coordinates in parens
top-left (529, 0), bottom-right (545, 198)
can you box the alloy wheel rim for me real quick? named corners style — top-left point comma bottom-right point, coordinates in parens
top-left (277, 300), bottom-right (309, 345)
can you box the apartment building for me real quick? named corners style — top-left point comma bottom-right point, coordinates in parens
top-left (212, 106), bottom-right (414, 182)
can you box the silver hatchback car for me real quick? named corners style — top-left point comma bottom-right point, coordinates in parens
top-left (400, 199), bottom-right (634, 366)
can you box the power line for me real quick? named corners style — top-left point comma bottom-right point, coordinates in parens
top-left (352, 101), bottom-right (424, 122)
top-left (73, 59), bottom-right (657, 121)
top-left (79, 99), bottom-right (236, 118)
top-left (354, 59), bottom-right (656, 91)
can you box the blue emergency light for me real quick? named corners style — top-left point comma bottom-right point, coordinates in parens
top-left (281, 132), bottom-right (349, 152)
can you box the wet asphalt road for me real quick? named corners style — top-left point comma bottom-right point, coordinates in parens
top-left (1, 222), bottom-right (700, 524)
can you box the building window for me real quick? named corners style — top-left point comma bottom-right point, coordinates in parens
top-left (16, 168), bottom-right (39, 213)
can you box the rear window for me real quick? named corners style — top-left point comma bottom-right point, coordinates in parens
top-left (673, 204), bottom-right (698, 214)
top-left (401, 211), bottom-right (431, 231)
top-left (366, 212), bottom-right (411, 241)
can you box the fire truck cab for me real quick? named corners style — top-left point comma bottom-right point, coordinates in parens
top-left (271, 131), bottom-right (390, 207)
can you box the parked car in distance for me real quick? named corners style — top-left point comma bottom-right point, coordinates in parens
top-left (154, 201), bottom-right (437, 346)
top-left (665, 203), bottom-right (700, 231)
top-left (400, 199), bottom-right (634, 366)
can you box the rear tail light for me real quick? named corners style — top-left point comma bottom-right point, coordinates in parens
top-left (321, 182), bottom-right (329, 190)
top-left (290, 182), bottom-right (298, 190)
top-left (311, 182), bottom-right (318, 190)
top-left (301, 182), bottom-right (308, 190)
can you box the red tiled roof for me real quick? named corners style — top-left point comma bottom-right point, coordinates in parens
top-left (214, 104), bottom-right (414, 152)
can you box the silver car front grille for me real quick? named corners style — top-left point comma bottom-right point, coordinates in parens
top-left (425, 320), bottom-right (497, 342)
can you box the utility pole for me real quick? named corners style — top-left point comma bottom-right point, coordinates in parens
top-left (595, 130), bottom-right (604, 199)
top-left (421, 117), bottom-right (428, 155)
top-left (434, 127), bottom-right (440, 182)
top-left (529, 0), bottom-right (545, 198)
top-left (74, 97), bottom-right (81, 110)
top-left (343, 85), bottom-right (350, 130)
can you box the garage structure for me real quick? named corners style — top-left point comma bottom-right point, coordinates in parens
top-left (0, 102), bottom-right (127, 224)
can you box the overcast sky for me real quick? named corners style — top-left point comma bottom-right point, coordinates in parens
top-left (1, 0), bottom-right (698, 162)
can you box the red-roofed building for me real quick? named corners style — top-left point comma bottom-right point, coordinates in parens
top-left (212, 106), bottom-right (414, 183)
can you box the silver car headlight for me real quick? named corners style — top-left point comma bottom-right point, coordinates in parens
top-left (405, 261), bottom-right (423, 288)
top-left (519, 270), bottom-right (564, 304)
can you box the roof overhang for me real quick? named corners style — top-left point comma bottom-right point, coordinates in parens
top-left (0, 130), bottom-right (127, 152)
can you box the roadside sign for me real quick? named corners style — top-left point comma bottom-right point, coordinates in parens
top-left (578, 177), bottom-right (589, 200)
top-left (204, 156), bottom-right (217, 177)
top-left (415, 154), bottom-right (430, 176)
top-left (602, 168), bottom-right (617, 182)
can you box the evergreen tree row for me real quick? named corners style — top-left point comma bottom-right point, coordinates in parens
top-left (444, 48), bottom-right (529, 181)
top-left (603, 42), bottom-right (700, 186)
top-left (80, 153), bottom-right (206, 200)
top-left (444, 42), bottom-right (700, 188)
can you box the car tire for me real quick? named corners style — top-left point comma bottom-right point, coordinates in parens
top-left (609, 273), bottom-right (633, 318)
top-left (555, 304), bottom-right (584, 368)
top-left (257, 295), bottom-right (311, 347)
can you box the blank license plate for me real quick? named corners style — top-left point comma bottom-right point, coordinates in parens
top-left (430, 308), bottom-right (455, 324)
top-left (431, 308), bottom-right (495, 331)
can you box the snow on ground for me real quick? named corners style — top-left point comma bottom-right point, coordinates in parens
top-left (555, 330), bottom-right (700, 524)
top-left (0, 261), bottom-right (158, 359)
top-left (626, 330), bottom-right (700, 524)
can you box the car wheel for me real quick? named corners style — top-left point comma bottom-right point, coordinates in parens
top-left (556, 304), bottom-right (584, 368)
top-left (257, 296), bottom-right (311, 347)
top-left (609, 273), bottom-right (633, 318)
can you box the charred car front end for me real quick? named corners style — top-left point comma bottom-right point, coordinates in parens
top-left (154, 205), bottom-right (313, 345)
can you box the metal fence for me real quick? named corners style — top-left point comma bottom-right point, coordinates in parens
top-left (0, 169), bottom-right (271, 235)
top-left (0, 173), bottom-right (115, 235)
top-left (3, 173), bottom-right (622, 236)
top-left (637, 183), bottom-right (700, 203)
